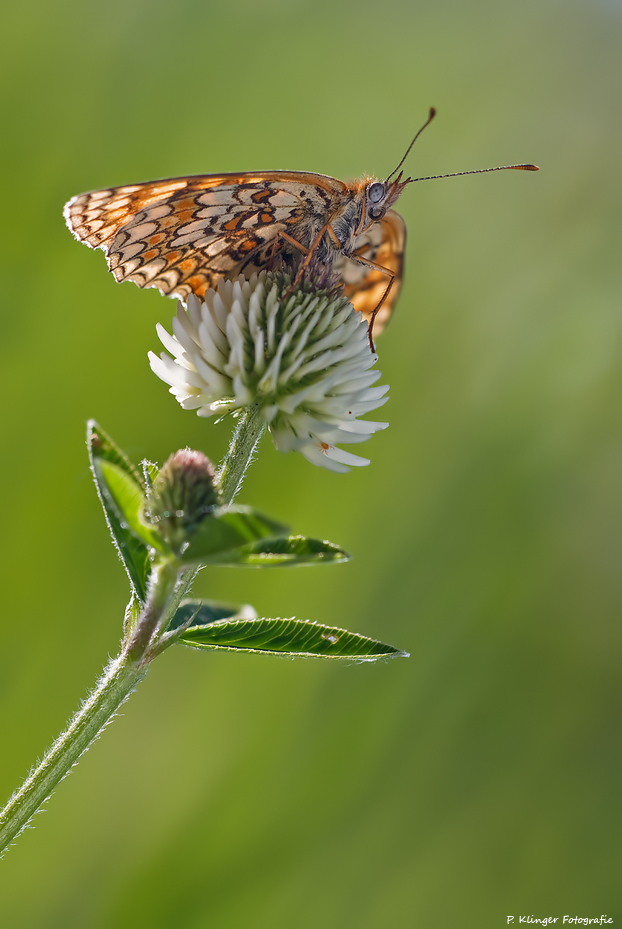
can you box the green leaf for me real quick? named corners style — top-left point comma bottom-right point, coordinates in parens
top-left (141, 459), bottom-right (160, 489)
top-left (124, 593), bottom-right (143, 635)
top-left (179, 616), bottom-right (408, 660)
top-left (94, 458), bottom-right (168, 553)
top-left (201, 534), bottom-right (350, 567)
top-left (167, 598), bottom-right (257, 633)
top-left (88, 421), bottom-right (144, 487)
top-left (180, 505), bottom-right (289, 564)
top-left (88, 422), bottom-right (151, 601)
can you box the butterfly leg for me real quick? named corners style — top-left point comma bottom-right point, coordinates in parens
top-left (278, 231), bottom-right (310, 256)
top-left (270, 225), bottom-right (331, 296)
top-left (267, 230), bottom-right (307, 271)
top-left (289, 224), bottom-right (334, 288)
top-left (347, 255), bottom-right (395, 351)
top-left (266, 230), bottom-right (310, 275)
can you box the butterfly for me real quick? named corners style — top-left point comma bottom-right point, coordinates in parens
top-left (64, 109), bottom-right (537, 340)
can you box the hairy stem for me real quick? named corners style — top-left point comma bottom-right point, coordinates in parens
top-left (217, 404), bottom-right (265, 504)
top-left (124, 559), bottom-right (178, 662)
top-left (0, 656), bottom-right (145, 854)
top-left (0, 407), bottom-right (267, 855)
top-left (0, 545), bottom-right (177, 854)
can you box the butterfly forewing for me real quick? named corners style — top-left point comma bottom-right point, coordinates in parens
top-left (64, 170), bottom-right (404, 329)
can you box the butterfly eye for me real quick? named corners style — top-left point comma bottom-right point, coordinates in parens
top-left (368, 182), bottom-right (385, 204)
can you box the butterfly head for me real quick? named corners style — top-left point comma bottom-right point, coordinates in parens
top-left (359, 172), bottom-right (410, 231)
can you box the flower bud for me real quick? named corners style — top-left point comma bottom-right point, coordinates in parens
top-left (143, 449), bottom-right (220, 553)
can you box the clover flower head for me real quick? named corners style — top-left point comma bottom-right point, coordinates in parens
top-left (148, 272), bottom-right (389, 473)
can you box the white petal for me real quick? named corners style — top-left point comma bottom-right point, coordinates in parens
top-left (298, 442), bottom-right (350, 473)
top-left (186, 294), bottom-right (202, 329)
top-left (323, 445), bottom-right (371, 467)
top-left (253, 327), bottom-right (265, 374)
top-left (330, 371), bottom-right (382, 394)
top-left (270, 425), bottom-right (299, 453)
top-left (211, 291), bottom-right (229, 329)
top-left (233, 374), bottom-right (254, 406)
top-left (193, 354), bottom-right (232, 393)
top-left (200, 305), bottom-right (229, 355)
top-left (149, 352), bottom-right (204, 389)
top-left (344, 396), bottom-right (389, 416)
top-left (195, 321), bottom-right (228, 371)
top-left (177, 393), bottom-right (209, 410)
top-left (148, 351), bottom-right (175, 385)
top-left (156, 323), bottom-right (185, 360)
top-left (331, 419), bottom-right (389, 435)
top-left (171, 314), bottom-right (200, 356)
top-left (231, 297), bottom-right (249, 334)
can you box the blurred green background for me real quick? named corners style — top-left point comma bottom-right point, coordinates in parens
top-left (1, 0), bottom-right (620, 925)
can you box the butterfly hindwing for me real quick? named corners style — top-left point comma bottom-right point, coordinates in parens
top-left (336, 210), bottom-right (405, 334)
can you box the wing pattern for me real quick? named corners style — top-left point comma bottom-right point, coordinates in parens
top-left (64, 171), bottom-right (405, 333)
top-left (64, 172), bottom-right (348, 300)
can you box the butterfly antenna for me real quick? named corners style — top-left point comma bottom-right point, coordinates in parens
top-left (385, 107), bottom-right (437, 183)
top-left (407, 163), bottom-right (539, 183)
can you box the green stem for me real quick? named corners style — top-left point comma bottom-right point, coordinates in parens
top-left (0, 551), bottom-right (176, 855)
top-left (0, 407), bottom-right (266, 855)
top-left (154, 404), bottom-right (266, 650)
top-left (217, 404), bottom-right (265, 504)
top-left (124, 559), bottom-right (178, 662)
top-left (0, 655), bottom-right (146, 854)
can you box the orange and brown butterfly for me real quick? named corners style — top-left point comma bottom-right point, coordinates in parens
top-left (63, 109), bottom-right (538, 339)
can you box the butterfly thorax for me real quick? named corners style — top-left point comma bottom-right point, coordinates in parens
top-left (330, 191), bottom-right (367, 256)
top-left (274, 182), bottom-right (362, 266)
top-left (285, 178), bottom-right (378, 265)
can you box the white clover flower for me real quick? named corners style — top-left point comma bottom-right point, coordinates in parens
top-left (148, 272), bottom-right (389, 473)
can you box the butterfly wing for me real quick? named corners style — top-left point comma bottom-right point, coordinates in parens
top-left (64, 171), bottom-right (348, 300)
top-left (335, 210), bottom-right (406, 335)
